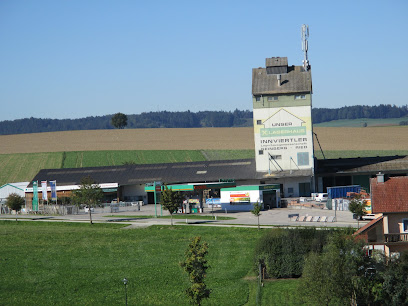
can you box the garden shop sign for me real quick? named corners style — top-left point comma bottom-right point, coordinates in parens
top-left (253, 107), bottom-right (314, 172)
top-left (32, 181), bottom-right (38, 211)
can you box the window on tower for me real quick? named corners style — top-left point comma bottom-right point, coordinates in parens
top-left (297, 152), bottom-right (309, 166)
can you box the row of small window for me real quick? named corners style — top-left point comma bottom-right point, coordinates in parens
top-left (255, 96), bottom-right (278, 102)
top-left (254, 95), bottom-right (306, 102)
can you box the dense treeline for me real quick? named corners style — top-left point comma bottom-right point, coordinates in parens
top-left (0, 110), bottom-right (253, 135)
top-left (1, 104), bottom-right (408, 135)
top-left (312, 104), bottom-right (408, 123)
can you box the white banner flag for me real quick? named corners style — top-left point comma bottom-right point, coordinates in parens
top-left (41, 180), bottom-right (48, 201)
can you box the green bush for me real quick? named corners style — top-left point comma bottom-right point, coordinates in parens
top-left (254, 228), bottom-right (353, 278)
top-left (5, 193), bottom-right (25, 212)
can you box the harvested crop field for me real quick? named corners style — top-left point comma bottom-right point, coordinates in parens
top-left (0, 128), bottom-right (254, 154)
top-left (313, 126), bottom-right (408, 151)
top-left (0, 126), bottom-right (407, 154)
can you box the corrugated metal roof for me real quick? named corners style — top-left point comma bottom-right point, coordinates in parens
top-left (252, 65), bottom-right (312, 95)
top-left (28, 159), bottom-right (259, 187)
top-left (316, 156), bottom-right (408, 175)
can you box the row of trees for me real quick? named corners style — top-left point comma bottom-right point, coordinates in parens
top-left (254, 227), bottom-right (408, 305)
top-left (300, 235), bottom-right (408, 305)
top-left (3, 104), bottom-right (408, 135)
top-left (312, 104), bottom-right (408, 123)
top-left (0, 110), bottom-right (252, 135)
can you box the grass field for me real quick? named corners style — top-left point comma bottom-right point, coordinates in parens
top-left (0, 221), bottom-right (299, 305)
top-left (62, 150), bottom-right (207, 168)
top-left (0, 152), bottom-right (63, 185)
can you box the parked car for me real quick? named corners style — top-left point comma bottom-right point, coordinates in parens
top-left (315, 193), bottom-right (328, 202)
top-left (84, 206), bottom-right (94, 213)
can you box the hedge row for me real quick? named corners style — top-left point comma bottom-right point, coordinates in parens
top-left (254, 227), bottom-right (354, 278)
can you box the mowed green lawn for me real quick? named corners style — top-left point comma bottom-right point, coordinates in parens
top-left (0, 221), bottom-right (300, 305)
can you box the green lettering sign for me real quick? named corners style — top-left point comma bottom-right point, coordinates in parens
top-left (260, 127), bottom-right (306, 137)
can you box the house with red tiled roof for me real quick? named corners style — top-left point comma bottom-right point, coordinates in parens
top-left (354, 173), bottom-right (408, 256)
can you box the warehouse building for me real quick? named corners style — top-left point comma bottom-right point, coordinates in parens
top-left (25, 159), bottom-right (283, 211)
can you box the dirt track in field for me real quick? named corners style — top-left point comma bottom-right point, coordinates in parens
top-left (0, 126), bottom-right (407, 154)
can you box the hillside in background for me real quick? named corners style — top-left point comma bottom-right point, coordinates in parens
top-left (0, 110), bottom-right (253, 135)
top-left (1, 104), bottom-right (408, 135)
top-left (1, 126), bottom-right (408, 185)
top-left (313, 117), bottom-right (408, 127)
top-left (312, 104), bottom-right (408, 124)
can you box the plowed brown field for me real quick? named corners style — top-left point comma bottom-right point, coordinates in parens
top-left (0, 126), bottom-right (407, 154)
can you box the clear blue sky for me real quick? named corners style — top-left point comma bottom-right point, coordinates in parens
top-left (0, 0), bottom-right (407, 121)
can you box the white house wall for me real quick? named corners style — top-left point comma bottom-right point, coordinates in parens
top-left (0, 182), bottom-right (29, 202)
top-left (253, 105), bottom-right (314, 173)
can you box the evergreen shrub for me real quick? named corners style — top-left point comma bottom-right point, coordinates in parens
top-left (254, 228), bottom-right (354, 278)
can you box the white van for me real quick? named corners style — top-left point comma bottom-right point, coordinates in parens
top-left (315, 193), bottom-right (328, 202)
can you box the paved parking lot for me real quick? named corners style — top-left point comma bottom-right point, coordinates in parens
top-left (0, 203), bottom-right (364, 228)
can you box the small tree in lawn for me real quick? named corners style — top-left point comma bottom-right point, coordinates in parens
top-left (349, 194), bottom-right (368, 228)
top-left (161, 185), bottom-right (182, 226)
top-left (6, 193), bottom-right (25, 220)
top-left (111, 112), bottom-right (128, 129)
top-left (72, 176), bottom-right (103, 224)
top-left (180, 236), bottom-right (210, 306)
top-left (251, 201), bottom-right (262, 230)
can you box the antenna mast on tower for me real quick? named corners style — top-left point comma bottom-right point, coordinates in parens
top-left (301, 24), bottom-right (309, 71)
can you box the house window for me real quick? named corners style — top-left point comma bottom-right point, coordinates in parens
top-left (288, 187), bottom-right (294, 194)
top-left (297, 152), bottom-right (309, 166)
top-left (403, 219), bottom-right (408, 232)
top-left (268, 96), bottom-right (278, 101)
top-left (257, 120), bottom-right (262, 125)
top-left (294, 95), bottom-right (306, 100)
top-left (255, 96), bottom-right (261, 102)
top-left (259, 150), bottom-right (264, 155)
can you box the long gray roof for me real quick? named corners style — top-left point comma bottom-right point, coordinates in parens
top-left (28, 159), bottom-right (258, 187)
top-left (252, 62), bottom-right (312, 95)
